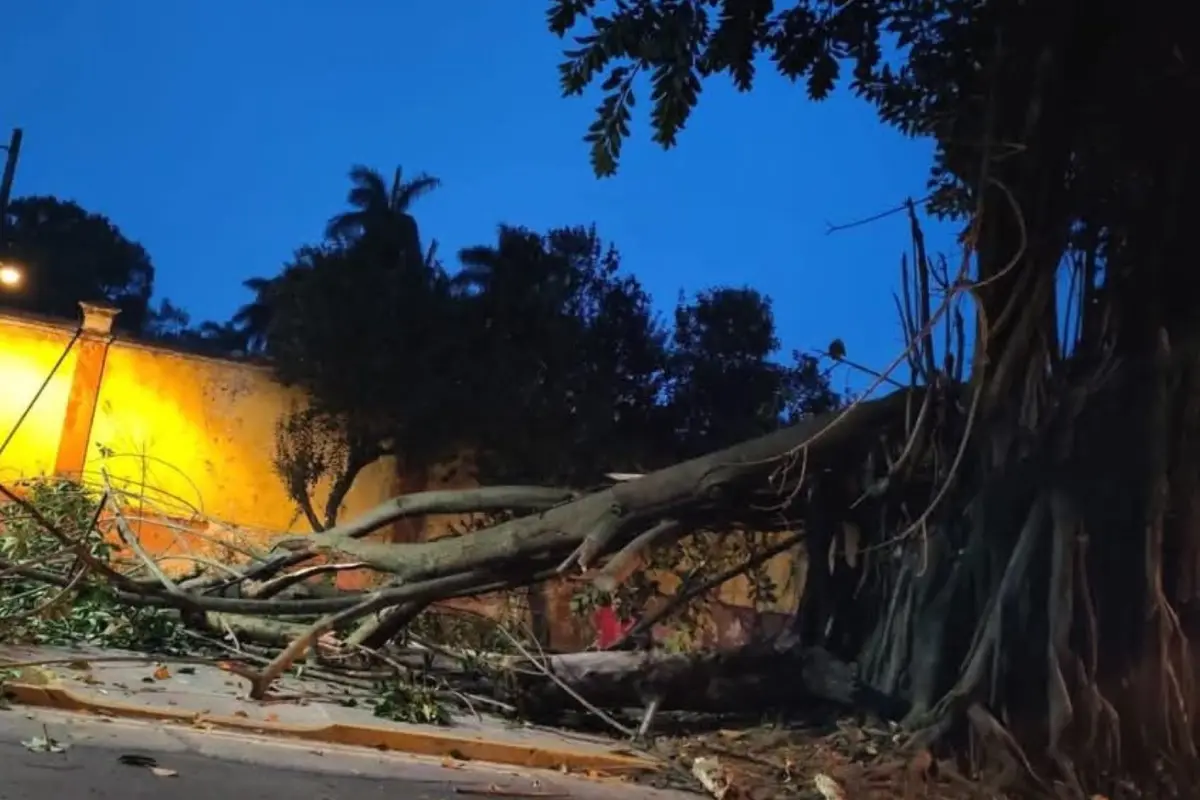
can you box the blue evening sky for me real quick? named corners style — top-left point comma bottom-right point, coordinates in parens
top-left (3, 2), bottom-right (961, 390)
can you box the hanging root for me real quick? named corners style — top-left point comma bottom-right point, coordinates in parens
top-left (1133, 329), bottom-right (1197, 777)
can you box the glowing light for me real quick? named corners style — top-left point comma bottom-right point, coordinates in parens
top-left (0, 264), bottom-right (22, 288)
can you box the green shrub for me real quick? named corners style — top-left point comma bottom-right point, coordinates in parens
top-left (0, 478), bottom-right (191, 654)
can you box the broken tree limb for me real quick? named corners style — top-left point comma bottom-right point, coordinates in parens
top-left (345, 600), bottom-right (426, 650)
top-left (200, 612), bottom-right (316, 647)
top-left (101, 470), bottom-right (185, 598)
top-left (171, 487), bottom-right (582, 598)
top-left (106, 558), bottom-right (556, 618)
top-left (592, 518), bottom-right (685, 594)
top-left (302, 391), bottom-right (914, 581)
top-left (503, 643), bottom-right (908, 724)
top-left (250, 592), bottom-right (385, 698)
top-left (247, 563), bottom-right (563, 698)
top-left (273, 485), bottom-right (580, 551)
top-left (247, 561), bottom-right (369, 599)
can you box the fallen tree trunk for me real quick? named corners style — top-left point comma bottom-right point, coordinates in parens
top-left (503, 642), bottom-right (910, 724)
top-left (1, 391), bottom-right (918, 704)
top-left (228, 392), bottom-right (911, 686)
top-left (285, 391), bottom-right (914, 583)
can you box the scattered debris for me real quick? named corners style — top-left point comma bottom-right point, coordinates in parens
top-left (452, 788), bottom-right (568, 798)
top-left (22, 733), bottom-right (68, 754)
top-left (691, 756), bottom-right (731, 799)
top-left (118, 754), bottom-right (159, 767)
top-left (649, 719), bottom-right (1005, 800)
top-left (812, 773), bottom-right (846, 800)
top-left (117, 753), bottom-right (178, 776)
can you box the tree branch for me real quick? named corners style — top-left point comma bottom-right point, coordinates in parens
top-left (273, 485), bottom-right (579, 551)
top-left (591, 518), bottom-right (685, 593)
top-left (301, 393), bottom-right (910, 582)
top-left (609, 531), bottom-right (805, 650)
top-left (247, 561), bottom-right (369, 599)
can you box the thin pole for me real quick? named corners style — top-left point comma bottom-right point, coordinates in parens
top-left (0, 127), bottom-right (24, 242)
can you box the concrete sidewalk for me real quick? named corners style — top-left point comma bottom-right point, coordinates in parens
top-left (0, 707), bottom-right (695, 799)
top-left (0, 643), bottom-right (660, 778)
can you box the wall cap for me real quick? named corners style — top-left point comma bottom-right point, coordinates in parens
top-left (79, 302), bottom-right (120, 336)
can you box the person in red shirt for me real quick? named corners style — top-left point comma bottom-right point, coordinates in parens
top-left (591, 597), bottom-right (634, 649)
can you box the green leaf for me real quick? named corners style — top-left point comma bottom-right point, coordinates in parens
top-left (546, 0), bottom-right (598, 37)
top-left (600, 65), bottom-right (630, 92)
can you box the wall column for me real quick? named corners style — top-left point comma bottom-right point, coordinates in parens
top-left (53, 302), bottom-right (119, 477)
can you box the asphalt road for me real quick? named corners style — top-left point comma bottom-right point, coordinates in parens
top-left (0, 738), bottom-right (436, 800)
top-left (0, 708), bottom-right (686, 800)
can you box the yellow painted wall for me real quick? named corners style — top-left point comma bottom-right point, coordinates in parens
top-left (0, 314), bottom-right (77, 481)
top-left (83, 339), bottom-right (397, 536)
top-left (0, 309), bottom-right (397, 555)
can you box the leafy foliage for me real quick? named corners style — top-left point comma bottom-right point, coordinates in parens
top-left (666, 287), bottom-right (839, 457)
top-left (453, 224), bottom-right (669, 483)
top-left (0, 479), bottom-right (190, 653)
top-left (271, 406), bottom-right (389, 530)
top-left (371, 677), bottom-right (452, 726)
top-left (570, 528), bottom-right (785, 652)
top-left (263, 242), bottom-right (459, 471)
top-left (0, 196), bottom-right (156, 331)
top-left (142, 298), bottom-right (256, 356)
top-left (548, 0), bottom-right (889, 177)
top-left (248, 164), bottom-right (838, 495)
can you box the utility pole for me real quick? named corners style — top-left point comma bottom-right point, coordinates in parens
top-left (0, 127), bottom-right (23, 242)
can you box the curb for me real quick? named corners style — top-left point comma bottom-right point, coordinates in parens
top-left (1, 681), bottom-right (656, 775)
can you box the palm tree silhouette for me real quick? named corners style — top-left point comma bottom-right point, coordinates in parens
top-left (453, 225), bottom-right (558, 296)
top-left (231, 166), bottom-right (440, 356)
top-left (325, 165), bottom-right (440, 269)
top-left (230, 276), bottom-right (277, 354)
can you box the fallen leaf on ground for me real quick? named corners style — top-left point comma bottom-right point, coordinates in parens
top-left (22, 735), bottom-right (67, 754)
top-left (813, 773), bottom-right (846, 800)
top-left (14, 667), bottom-right (54, 686)
top-left (692, 756), bottom-right (730, 799)
top-left (152, 665), bottom-right (171, 680)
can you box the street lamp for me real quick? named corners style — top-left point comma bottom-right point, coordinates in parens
top-left (0, 262), bottom-right (22, 289)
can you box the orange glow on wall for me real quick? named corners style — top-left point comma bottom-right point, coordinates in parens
top-left (0, 315), bottom-right (77, 481)
top-left (0, 305), bottom-right (399, 563)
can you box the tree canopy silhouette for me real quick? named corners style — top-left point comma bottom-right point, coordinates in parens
top-left (0, 196), bottom-right (155, 331)
top-left (255, 193), bottom-right (835, 495)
